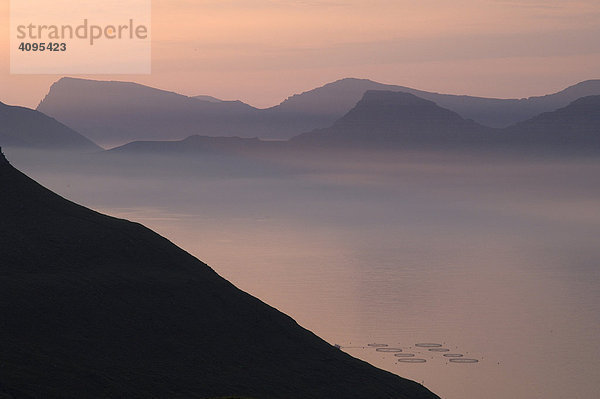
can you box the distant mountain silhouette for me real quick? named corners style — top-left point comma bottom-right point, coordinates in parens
top-left (291, 91), bottom-right (490, 148)
top-left (0, 101), bottom-right (100, 151)
top-left (102, 91), bottom-right (600, 156)
top-left (503, 95), bottom-right (600, 148)
top-left (37, 77), bottom-right (600, 146)
top-left (110, 135), bottom-right (270, 155)
top-left (273, 78), bottom-right (600, 129)
top-left (0, 148), bottom-right (438, 399)
top-left (37, 78), bottom-right (260, 147)
top-left (194, 95), bottom-right (223, 103)
top-left (37, 77), bottom-right (348, 145)
top-left (291, 90), bottom-right (600, 152)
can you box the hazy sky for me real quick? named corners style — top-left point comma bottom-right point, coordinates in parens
top-left (1, 0), bottom-right (599, 108)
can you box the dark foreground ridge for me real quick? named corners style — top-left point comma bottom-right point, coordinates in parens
top-left (0, 148), bottom-right (439, 399)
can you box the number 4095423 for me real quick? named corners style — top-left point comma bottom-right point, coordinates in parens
top-left (18, 42), bottom-right (66, 51)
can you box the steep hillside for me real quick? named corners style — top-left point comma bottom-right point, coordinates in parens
top-left (0, 148), bottom-right (438, 399)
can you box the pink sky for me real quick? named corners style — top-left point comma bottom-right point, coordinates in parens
top-left (1, 0), bottom-right (599, 108)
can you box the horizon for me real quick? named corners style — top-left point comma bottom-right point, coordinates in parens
top-left (1, 0), bottom-right (599, 108)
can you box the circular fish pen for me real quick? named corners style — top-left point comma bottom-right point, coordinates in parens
top-left (415, 343), bottom-right (442, 348)
top-left (398, 358), bottom-right (427, 363)
top-left (394, 353), bottom-right (415, 358)
top-left (375, 348), bottom-right (403, 352)
top-left (449, 358), bottom-right (479, 364)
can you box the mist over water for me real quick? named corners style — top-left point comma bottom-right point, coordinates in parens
top-left (9, 148), bottom-right (600, 399)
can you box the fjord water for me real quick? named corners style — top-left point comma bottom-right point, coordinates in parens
top-left (13, 150), bottom-right (600, 399)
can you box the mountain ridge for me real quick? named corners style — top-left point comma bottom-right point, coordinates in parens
top-left (35, 77), bottom-right (600, 146)
top-left (273, 77), bottom-right (600, 128)
top-left (107, 90), bottom-right (600, 154)
top-left (37, 77), bottom-right (260, 146)
top-left (290, 90), bottom-right (491, 148)
top-left (501, 94), bottom-right (600, 148)
top-left (292, 90), bottom-right (600, 151)
top-left (0, 101), bottom-right (101, 151)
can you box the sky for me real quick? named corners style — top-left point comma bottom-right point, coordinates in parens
top-left (1, 0), bottom-right (599, 108)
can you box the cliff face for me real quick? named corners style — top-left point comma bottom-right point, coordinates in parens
top-left (0, 153), bottom-right (439, 399)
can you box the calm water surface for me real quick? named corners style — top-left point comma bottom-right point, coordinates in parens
top-left (19, 152), bottom-right (600, 399)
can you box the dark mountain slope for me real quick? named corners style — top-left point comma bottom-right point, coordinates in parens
top-left (291, 90), bottom-right (490, 148)
top-left (0, 102), bottom-right (100, 151)
top-left (0, 148), bottom-right (438, 399)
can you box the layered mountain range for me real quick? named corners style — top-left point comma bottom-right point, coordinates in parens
top-left (290, 91), bottom-right (490, 148)
top-left (0, 77), bottom-right (597, 153)
top-left (108, 90), bottom-right (600, 154)
top-left (503, 95), bottom-right (600, 147)
top-left (292, 91), bottom-right (600, 150)
top-left (35, 77), bottom-right (600, 146)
